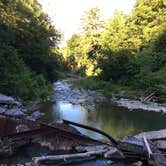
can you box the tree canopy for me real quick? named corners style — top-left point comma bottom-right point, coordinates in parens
top-left (65, 0), bottom-right (166, 93)
top-left (0, 0), bottom-right (65, 99)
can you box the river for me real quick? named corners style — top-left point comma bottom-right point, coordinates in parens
top-left (1, 81), bottom-right (166, 165)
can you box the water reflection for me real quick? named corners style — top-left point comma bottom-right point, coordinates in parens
top-left (40, 100), bottom-right (166, 140)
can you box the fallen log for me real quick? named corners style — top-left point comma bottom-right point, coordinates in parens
top-left (32, 149), bottom-right (107, 166)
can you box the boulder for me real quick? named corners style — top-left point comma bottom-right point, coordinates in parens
top-left (0, 107), bottom-right (5, 114)
top-left (135, 129), bottom-right (166, 140)
top-left (16, 125), bottom-right (30, 133)
top-left (0, 93), bottom-right (21, 106)
top-left (118, 136), bottom-right (145, 154)
top-left (30, 111), bottom-right (44, 120)
top-left (25, 162), bottom-right (32, 166)
top-left (75, 145), bottom-right (108, 153)
top-left (104, 147), bottom-right (125, 159)
top-left (5, 108), bottom-right (25, 117)
top-left (130, 161), bottom-right (143, 166)
top-left (155, 140), bottom-right (166, 150)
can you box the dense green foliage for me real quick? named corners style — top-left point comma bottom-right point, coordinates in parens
top-left (64, 7), bottom-right (103, 76)
top-left (0, 0), bottom-right (64, 99)
top-left (65, 0), bottom-right (166, 94)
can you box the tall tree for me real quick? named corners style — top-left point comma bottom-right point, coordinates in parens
top-left (0, 0), bottom-right (64, 99)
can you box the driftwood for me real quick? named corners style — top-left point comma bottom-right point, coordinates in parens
top-left (143, 92), bottom-right (155, 102)
top-left (142, 136), bottom-right (166, 166)
top-left (32, 149), bottom-right (107, 166)
top-left (143, 136), bottom-right (152, 159)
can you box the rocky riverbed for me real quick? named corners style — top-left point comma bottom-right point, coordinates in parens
top-left (0, 80), bottom-right (165, 121)
top-left (53, 81), bottom-right (166, 113)
top-left (0, 93), bottom-right (44, 121)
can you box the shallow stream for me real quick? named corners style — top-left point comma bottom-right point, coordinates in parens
top-left (1, 81), bottom-right (166, 165)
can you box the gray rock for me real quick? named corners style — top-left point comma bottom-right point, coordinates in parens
top-left (0, 93), bottom-right (21, 106)
top-left (75, 145), bottom-right (108, 152)
top-left (5, 108), bottom-right (25, 117)
top-left (155, 140), bottom-right (166, 150)
top-left (31, 111), bottom-right (44, 120)
top-left (135, 129), bottom-right (166, 140)
top-left (107, 160), bottom-right (114, 165)
top-left (114, 98), bottom-right (166, 113)
top-left (0, 107), bottom-right (5, 113)
top-left (26, 104), bottom-right (40, 112)
top-left (26, 116), bottom-right (35, 121)
top-left (21, 109), bottom-right (28, 113)
top-left (104, 147), bottom-right (125, 159)
top-left (25, 162), bottom-right (32, 166)
top-left (130, 161), bottom-right (143, 166)
top-left (118, 136), bottom-right (144, 154)
top-left (16, 125), bottom-right (30, 133)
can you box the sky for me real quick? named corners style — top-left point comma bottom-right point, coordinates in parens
top-left (38, 0), bottom-right (136, 42)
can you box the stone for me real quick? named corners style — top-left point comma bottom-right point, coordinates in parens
top-left (155, 140), bottom-right (166, 150)
top-left (21, 109), bottom-right (27, 113)
top-left (16, 125), bottom-right (30, 132)
top-left (135, 129), bottom-right (166, 140)
top-left (5, 108), bottom-right (25, 117)
top-left (0, 93), bottom-right (21, 106)
top-left (130, 161), bottom-right (143, 166)
top-left (31, 111), bottom-right (44, 120)
top-left (75, 145), bottom-right (108, 153)
top-left (118, 136), bottom-right (144, 154)
top-left (114, 98), bottom-right (166, 113)
top-left (26, 116), bottom-right (35, 121)
top-left (25, 162), bottom-right (32, 166)
top-left (26, 104), bottom-right (40, 112)
top-left (107, 160), bottom-right (114, 164)
top-left (104, 147), bottom-right (125, 159)
top-left (0, 107), bottom-right (5, 113)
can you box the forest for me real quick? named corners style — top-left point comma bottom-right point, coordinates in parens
top-left (0, 0), bottom-right (166, 100)
top-left (64, 0), bottom-right (166, 96)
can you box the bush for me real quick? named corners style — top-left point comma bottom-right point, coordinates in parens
top-left (98, 49), bottom-right (134, 82)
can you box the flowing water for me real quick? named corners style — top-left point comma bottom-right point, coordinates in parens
top-left (1, 81), bottom-right (166, 165)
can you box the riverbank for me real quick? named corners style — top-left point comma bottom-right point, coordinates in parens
top-left (70, 77), bottom-right (166, 112)
top-left (0, 93), bottom-right (46, 121)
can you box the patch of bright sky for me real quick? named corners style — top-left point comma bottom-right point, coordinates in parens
top-left (38, 0), bottom-right (136, 42)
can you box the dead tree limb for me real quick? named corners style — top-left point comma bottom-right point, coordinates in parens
top-left (63, 119), bottom-right (118, 146)
top-left (32, 150), bottom-right (107, 166)
top-left (143, 136), bottom-right (152, 159)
